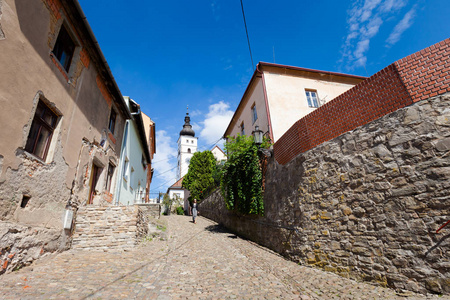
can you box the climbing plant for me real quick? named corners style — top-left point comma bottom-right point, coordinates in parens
top-left (182, 150), bottom-right (216, 203)
top-left (220, 135), bottom-right (270, 215)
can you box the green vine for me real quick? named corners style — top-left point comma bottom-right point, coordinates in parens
top-left (220, 135), bottom-right (270, 215)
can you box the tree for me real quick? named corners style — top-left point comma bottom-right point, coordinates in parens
top-left (220, 135), bottom-right (270, 215)
top-left (161, 193), bottom-right (173, 215)
top-left (182, 150), bottom-right (216, 203)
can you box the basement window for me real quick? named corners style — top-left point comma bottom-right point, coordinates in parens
top-left (52, 24), bottom-right (76, 72)
top-left (20, 195), bottom-right (31, 208)
top-left (25, 100), bottom-right (59, 160)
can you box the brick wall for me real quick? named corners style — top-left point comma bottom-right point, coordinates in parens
top-left (396, 39), bottom-right (450, 102)
top-left (274, 38), bottom-right (450, 165)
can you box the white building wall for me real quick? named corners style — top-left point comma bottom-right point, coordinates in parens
top-left (177, 135), bottom-right (197, 179)
top-left (263, 72), bottom-right (357, 141)
top-left (115, 119), bottom-right (148, 205)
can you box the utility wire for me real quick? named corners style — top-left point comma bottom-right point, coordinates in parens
top-left (240, 0), bottom-right (254, 71)
top-left (152, 154), bottom-right (177, 164)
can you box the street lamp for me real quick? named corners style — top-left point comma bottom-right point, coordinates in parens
top-left (252, 125), bottom-right (264, 146)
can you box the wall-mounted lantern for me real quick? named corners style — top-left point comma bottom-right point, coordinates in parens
top-left (252, 125), bottom-right (264, 146)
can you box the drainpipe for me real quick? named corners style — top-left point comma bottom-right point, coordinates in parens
top-left (256, 63), bottom-right (274, 143)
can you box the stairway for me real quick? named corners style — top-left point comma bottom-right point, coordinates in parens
top-left (72, 206), bottom-right (139, 251)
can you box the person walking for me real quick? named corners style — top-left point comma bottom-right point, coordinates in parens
top-left (192, 199), bottom-right (198, 224)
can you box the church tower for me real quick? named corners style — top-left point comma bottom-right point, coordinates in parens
top-left (177, 109), bottom-right (197, 179)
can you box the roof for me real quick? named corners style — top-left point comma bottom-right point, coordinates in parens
top-left (68, 0), bottom-right (131, 119)
top-left (223, 62), bottom-right (367, 138)
top-left (211, 145), bottom-right (225, 155)
top-left (258, 62), bottom-right (367, 80)
top-left (169, 177), bottom-right (184, 189)
top-left (126, 98), bottom-right (152, 164)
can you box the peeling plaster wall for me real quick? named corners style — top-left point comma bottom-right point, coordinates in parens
top-left (0, 0), bottom-right (5, 40)
top-left (0, 0), bottom-right (127, 273)
top-left (0, 138), bottom-right (70, 226)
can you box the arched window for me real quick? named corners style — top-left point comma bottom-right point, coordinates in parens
top-left (187, 148), bottom-right (191, 153)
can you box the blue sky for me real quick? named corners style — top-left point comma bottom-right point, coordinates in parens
top-left (78, 0), bottom-right (450, 195)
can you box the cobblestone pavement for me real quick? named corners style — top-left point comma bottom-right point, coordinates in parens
top-left (0, 215), bottom-right (445, 299)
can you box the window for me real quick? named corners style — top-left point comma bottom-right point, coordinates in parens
top-left (52, 25), bottom-right (76, 72)
top-left (240, 122), bottom-right (245, 135)
top-left (109, 109), bottom-right (117, 134)
top-left (105, 163), bottom-right (115, 192)
top-left (251, 104), bottom-right (258, 124)
top-left (141, 154), bottom-right (147, 169)
top-left (25, 100), bottom-right (59, 160)
top-left (123, 157), bottom-right (129, 181)
top-left (130, 167), bottom-right (135, 186)
top-left (305, 90), bottom-right (319, 108)
top-left (187, 148), bottom-right (191, 153)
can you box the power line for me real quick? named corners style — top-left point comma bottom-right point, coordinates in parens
top-left (152, 155), bottom-right (177, 164)
top-left (152, 164), bottom-right (178, 179)
top-left (240, 0), bottom-right (254, 71)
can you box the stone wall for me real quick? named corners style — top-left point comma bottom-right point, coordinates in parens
top-left (72, 204), bottom-right (160, 251)
top-left (72, 206), bottom-right (139, 251)
top-left (0, 221), bottom-right (63, 274)
top-left (136, 204), bottom-right (161, 240)
top-left (200, 93), bottom-right (450, 295)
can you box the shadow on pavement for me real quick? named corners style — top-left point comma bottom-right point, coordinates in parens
top-left (204, 224), bottom-right (239, 239)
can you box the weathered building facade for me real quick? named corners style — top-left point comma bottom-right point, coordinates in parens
top-left (0, 0), bottom-right (130, 272)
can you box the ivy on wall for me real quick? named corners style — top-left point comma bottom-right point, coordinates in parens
top-left (220, 135), bottom-right (269, 215)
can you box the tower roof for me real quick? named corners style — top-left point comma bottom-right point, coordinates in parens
top-left (179, 111), bottom-right (195, 137)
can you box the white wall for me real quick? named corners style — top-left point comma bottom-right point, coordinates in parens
top-left (115, 119), bottom-right (148, 205)
top-left (177, 136), bottom-right (198, 179)
top-left (264, 71), bottom-right (357, 141)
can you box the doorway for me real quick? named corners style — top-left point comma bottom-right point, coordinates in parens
top-left (88, 164), bottom-right (101, 204)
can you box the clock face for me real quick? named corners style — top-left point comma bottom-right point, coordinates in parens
top-left (186, 158), bottom-right (190, 163)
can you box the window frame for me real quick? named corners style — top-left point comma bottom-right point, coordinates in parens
top-left (251, 104), bottom-right (258, 124)
top-left (108, 109), bottom-right (117, 134)
top-left (25, 100), bottom-right (59, 161)
top-left (105, 162), bottom-right (115, 193)
top-left (305, 89), bottom-right (320, 108)
top-left (52, 24), bottom-right (76, 73)
top-left (240, 122), bottom-right (245, 136)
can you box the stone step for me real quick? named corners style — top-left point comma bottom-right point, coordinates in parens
top-left (72, 206), bottom-right (143, 251)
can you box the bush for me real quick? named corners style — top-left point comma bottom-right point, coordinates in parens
top-left (176, 206), bottom-right (184, 215)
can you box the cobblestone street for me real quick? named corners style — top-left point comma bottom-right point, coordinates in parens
top-left (0, 215), bottom-right (443, 299)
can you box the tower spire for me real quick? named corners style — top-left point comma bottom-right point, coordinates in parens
top-left (179, 107), bottom-right (195, 137)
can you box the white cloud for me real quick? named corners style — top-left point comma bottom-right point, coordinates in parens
top-left (380, 0), bottom-right (407, 13)
top-left (211, 0), bottom-right (220, 22)
top-left (340, 0), bottom-right (413, 70)
top-left (152, 130), bottom-right (178, 190)
top-left (386, 6), bottom-right (416, 46)
top-left (199, 101), bottom-right (234, 146)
